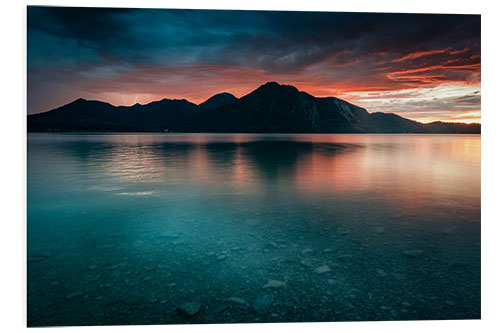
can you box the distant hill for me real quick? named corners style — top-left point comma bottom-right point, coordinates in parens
top-left (27, 82), bottom-right (480, 134)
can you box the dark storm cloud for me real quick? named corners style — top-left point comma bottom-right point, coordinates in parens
top-left (27, 7), bottom-right (480, 71)
top-left (27, 7), bottom-right (480, 122)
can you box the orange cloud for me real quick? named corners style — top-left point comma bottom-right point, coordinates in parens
top-left (392, 48), bottom-right (452, 63)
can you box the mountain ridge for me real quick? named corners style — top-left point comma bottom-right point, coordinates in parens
top-left (27, 82), bottom-right (481, 133)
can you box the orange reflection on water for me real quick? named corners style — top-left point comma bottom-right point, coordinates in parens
top-left (293, 134), bottom-right (480, 214)
top-left (73, 133), bottom-right (480, 216)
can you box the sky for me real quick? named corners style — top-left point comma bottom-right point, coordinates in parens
top-left (27, 7), bottom-right (481, 123)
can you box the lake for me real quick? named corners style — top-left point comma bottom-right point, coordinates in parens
top-left (27, 133), bottom-right (481, 326)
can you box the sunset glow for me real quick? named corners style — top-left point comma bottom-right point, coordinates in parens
top-left (27, 8), bottom-right (480, 123)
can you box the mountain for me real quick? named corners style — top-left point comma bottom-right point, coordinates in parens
top-left (27, 82), bottom-right (481, 133)
top-left (194, 82), bottom-right (480, 133)
top-left (196, 82), bottom-right (321, 132)
top-left (198, 92), bottom-right (238, 113)
top-left (28, 97), bottom-right (198, 132)
top-left (422, 121), bottom-right (482, 134)
top-left (121, 99), bottom-right (198, 131)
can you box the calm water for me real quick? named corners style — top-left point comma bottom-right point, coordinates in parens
top-left (27, 133), bottom-right (481, 326)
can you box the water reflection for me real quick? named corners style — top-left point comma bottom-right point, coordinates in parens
top-left (29, 133), bottom-right (480, 216)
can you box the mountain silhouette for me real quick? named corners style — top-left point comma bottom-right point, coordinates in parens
top-left (27, 82), bottom-right (480, 133)
top-left (198, 92), bottom-right (238, 113)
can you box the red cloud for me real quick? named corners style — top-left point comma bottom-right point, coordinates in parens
top-left (392, 48), bottom-right (452, 63)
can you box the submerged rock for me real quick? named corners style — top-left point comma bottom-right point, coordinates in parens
top-left (267, 242), bottom-right (278, 249)
top-left (252, 296), bottom-right (272, 315)
top-left (327, 279), bottom-right (342, 285)
top-left (110, 270), bottom-right (121, 278)
top-left (226, 297), bottom-right (248, 306)
top-left (85, 273), bottom-right (101, 283)
top-left (314, 265), bottom-right (331, 274)
top-left (336, 227), bottom-right (350, 235)
top-left (376, 269), bottom-right (387, 277)
top-left (246, 217), bottom-right (259, 225)
top-left (66, 291), bottom-right (85, 300)
top-left (300, 258), bottom-right (314, 267)
top-left (263, 280), bottom-right (286, 288)
top-left (338, 255), bottom-right (353, 263)
top-left (215, 303), bottom-right (231, 314)
top-left (177, 301), bottom-right (202, 316)
top-left (301, 248), bottom-right (313, 254)
top-left (403, 250), bottom-right (424, 258)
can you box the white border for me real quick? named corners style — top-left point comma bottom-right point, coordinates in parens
top-left (3, 1), bottom-right (499, 332)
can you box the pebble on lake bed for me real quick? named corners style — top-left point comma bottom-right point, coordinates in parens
top-left (327, 279), bottom-right (342, 285)
top-left (403, 250), bottom-right (424, 258)
top-left (263, 280), bottom-right (286, 288)
top-left (215, 303), bottom-right (231, 314)
top-left (336, 227), bottom-right (350, 235)
top-left (314, 265), bottom-right (331, 274)
top-left (85, 273), bottom-right (101, 283)
top-left (252, 296), bottom-right (272, 315)
top-left (177, 301), bottom-right (202, 316)
top-left (300, 258), bottom-right (314, 267)
top-left (226, 297), bottom-right (248, 306)
top-left (66, 291), bottom-right (85, 300)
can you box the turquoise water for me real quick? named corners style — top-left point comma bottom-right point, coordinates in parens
top-left (27, 133), bottom-right (480, 326)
